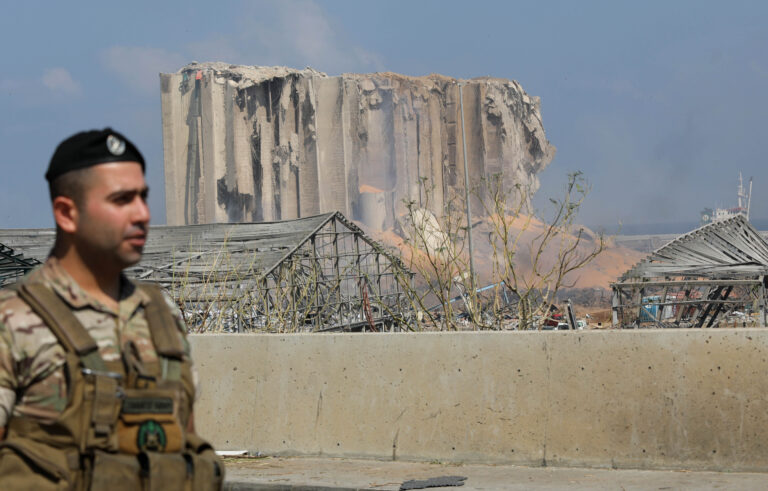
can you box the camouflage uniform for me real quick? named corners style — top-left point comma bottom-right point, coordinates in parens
top-left (0, 257), bottom-right (197, 429)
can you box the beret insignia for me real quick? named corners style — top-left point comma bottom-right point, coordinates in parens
top-left (106, 134), bottom-right (126, 156)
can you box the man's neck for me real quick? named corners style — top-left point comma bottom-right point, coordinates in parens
top-left (53, 247), bottom-right (122, 310)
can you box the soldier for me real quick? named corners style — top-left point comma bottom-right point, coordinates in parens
top-left (0, 129), bottom-right (223, 489)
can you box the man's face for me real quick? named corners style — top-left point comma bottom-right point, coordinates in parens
top-left (73, 162), bottom-right (150, 270)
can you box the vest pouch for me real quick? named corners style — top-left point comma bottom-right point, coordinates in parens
top-left (186, 433), bottom-right (225, 491)
top-left (117, 388), bottom-right (184, 454)
top-left (0, 438), bottom-right (75, 490)
top-left (139, 451), bottom-right (190, 491)
top-left (82, 371), bottom-right (123, 451)
top-left (89, 450), bottom-right (142, 490)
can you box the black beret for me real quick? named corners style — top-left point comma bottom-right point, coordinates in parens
top-left (45, 128), bottom-right (145, 182)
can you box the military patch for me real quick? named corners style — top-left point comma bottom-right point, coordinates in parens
top-left (137, 419), bottom-right (167, 452)
top-left (106, 134), bottom-right (126, 156)
top-left (122, 397), bottom-right (173, 414)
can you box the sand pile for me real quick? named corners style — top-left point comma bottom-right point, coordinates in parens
top-left (369, 213), bottom-right (643, 291)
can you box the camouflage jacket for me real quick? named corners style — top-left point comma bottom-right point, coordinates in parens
top-left (0, 257), bottom-right (196, 428)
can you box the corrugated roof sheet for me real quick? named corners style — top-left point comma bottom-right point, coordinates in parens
top-left (131, 213), bottom-right (336, 283)
top-left (0, 212), bottom-right (404, 286)
top-left (0, 242), bottom-right (41, 287)
top-left (620, 215), bottom-right (768, 280)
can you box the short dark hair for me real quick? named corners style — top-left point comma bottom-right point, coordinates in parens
top-left (48, 167), bottom-right (94, 206)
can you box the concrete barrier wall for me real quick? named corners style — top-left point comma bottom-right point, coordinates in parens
top-left (190, 330), bottom-right (768, 472)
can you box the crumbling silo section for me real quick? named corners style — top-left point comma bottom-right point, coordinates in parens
top-left (160, 63), bottom-right (556, 229)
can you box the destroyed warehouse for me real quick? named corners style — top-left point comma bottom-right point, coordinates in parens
top-left (612, 215), bottom-right (768, 328)
top-left (0, 213), bottom-right (412, 332)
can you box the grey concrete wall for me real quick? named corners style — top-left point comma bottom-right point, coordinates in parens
top-left (189, 330), bottom-right (768, 472)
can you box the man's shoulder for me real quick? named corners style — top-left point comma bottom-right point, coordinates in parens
top-left (136, 282), bottom-right (182, 315)
top-left (0, 286), bottom-right (28, 319)
top-left (0, 263), bottom-right (57, 310)
top-left (0, 286), bottom-right (19, 303)
top-left (0, 284), bottom-right (50, 339)
top-left (135, 283), bottom-right (191, 356)
top-left (0, 265), bottom-right (57, 320)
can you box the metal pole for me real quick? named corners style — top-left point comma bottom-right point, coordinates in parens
top-left (760, 276), bottom-right (766, 326)
top-left (611, 286), bottom-right (619, 328)
top-left (458, 83), bottom-right (477, 294)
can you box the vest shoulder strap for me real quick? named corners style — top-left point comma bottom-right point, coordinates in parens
top-left (137, 283), bottom-right (186, 360)
top-left (16, 282), bottom-right (107, 372)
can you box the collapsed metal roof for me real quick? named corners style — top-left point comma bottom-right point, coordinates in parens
top-left (130, 213), bottom-right (339, 282)
top-left (0, 213), bottom-right (412, 332)
top-left (620, 215), bottom-right (768, 280)
top-left (612, 215), bottom-right (768, 328)
top-left (133, 212), bottom-right (412, 332)
top-left (0, 242), bottom-right (41, 287)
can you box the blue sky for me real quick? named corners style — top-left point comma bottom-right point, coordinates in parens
top-left (1, 0), bottom-right (767, 229)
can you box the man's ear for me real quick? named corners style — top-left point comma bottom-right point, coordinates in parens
top-left (52, 196), bottom-right (79, 234)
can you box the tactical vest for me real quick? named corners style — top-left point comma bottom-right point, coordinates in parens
top-left (0, 281), bottom-right (224, 490)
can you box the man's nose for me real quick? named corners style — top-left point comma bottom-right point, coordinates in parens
top-left (133, 196), bottom-right (151, 224)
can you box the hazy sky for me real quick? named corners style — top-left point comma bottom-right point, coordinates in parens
top-left (1, 0), bottom-right (767, 229)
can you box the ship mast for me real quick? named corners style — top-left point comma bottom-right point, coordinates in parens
top-left (736, 172), bottom-right (753, 219)
top-left (737, 172), bottom-right (745, 210)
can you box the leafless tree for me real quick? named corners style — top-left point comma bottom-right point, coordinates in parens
top-left (398, 172), bottom-right (605, 330)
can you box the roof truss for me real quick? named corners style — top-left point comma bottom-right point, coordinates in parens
top-left (0, 242), bottom-right (41, 287)
top-left (620, 215), bottom-right (768, 280)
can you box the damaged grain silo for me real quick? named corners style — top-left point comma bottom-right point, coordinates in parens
top-left (160, 63), bottom-right (555, 230)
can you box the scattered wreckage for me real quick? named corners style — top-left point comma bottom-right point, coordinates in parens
top-left (611, 215), bottom-right (768, 328)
